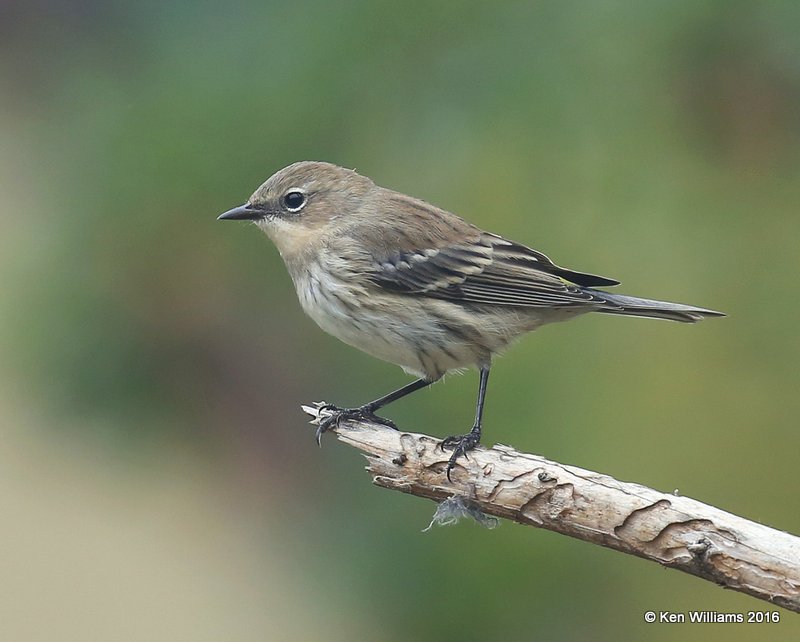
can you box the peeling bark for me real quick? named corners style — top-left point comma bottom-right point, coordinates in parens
top-left (303, 404), bottom-right (800, 613)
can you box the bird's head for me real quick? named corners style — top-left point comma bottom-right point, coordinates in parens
top-left (218, 161), bottom-right (374, 260)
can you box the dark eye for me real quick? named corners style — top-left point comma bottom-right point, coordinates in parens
top-left (283, 190), bottom-right (306, 212)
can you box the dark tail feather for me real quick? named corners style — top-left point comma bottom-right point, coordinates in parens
top-left (587, 290), bottom-right (726, 323)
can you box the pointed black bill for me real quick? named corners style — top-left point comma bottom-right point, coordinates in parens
top-left (217, 204), bottom-right (263, 221)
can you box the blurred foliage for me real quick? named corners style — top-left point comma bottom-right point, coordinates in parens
top-left (1, 1), bottom-right (799, 640)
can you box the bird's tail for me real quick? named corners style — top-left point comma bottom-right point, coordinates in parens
top-left (586, 290), bottom-right (725, 323)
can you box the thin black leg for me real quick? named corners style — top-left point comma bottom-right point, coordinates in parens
top-left (473, 366), bottom-right (490, 431)
top-left (441, 367), bottom-right (491, 480)
top-left (316, 377), bottom-right (436, 444)
top-left (364, 377), bottom-right (435, 412)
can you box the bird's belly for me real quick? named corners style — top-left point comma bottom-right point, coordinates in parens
top-left (308, 297), bottom-right (474, 378)
top-left (294, 272), bottom-right (486, 378)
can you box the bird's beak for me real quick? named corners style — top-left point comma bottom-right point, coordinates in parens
top-left (217, 204), bottom-right (263, 221)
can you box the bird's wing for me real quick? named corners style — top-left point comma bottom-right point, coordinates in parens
top-left (368, 231), bottom-right (619, 308)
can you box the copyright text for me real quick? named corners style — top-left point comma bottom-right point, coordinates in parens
top-left (643, 610), bottom-right (780, 624)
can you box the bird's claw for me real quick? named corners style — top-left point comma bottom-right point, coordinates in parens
top-left (314, 404), bottom-right (397, 446)
top-left (440, 430), bottom-right (481, 481)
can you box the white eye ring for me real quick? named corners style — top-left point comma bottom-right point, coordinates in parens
top-left (282, 188), bottom-right (307, 212)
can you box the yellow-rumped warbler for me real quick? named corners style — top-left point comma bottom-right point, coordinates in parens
top-left (219, 161), bottom-right (723, 478)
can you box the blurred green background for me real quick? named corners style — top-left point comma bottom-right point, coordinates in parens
top-left (1, 1), bottom-right (799, 640)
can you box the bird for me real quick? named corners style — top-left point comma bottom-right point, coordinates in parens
top-left (218, 161), bottom-right (724, 479)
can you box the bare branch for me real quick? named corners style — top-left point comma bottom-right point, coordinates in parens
top-left (303, 404), bottom-right (800, 613)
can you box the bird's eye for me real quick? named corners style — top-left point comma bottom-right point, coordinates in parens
top-left (282, 190), bottom-right (306, 212)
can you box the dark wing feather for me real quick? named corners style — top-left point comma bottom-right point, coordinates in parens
top-left (369, 232), bottom-right (619, 309)
top-left (486, 235), bottom-right (619, 287)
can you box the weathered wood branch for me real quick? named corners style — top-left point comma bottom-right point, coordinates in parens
top-left (303, 404), bottom-right (800, 613)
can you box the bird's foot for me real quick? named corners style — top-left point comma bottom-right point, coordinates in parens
top-left (315, 404), bottom-right (398, 445)
top-left (440, 428), bottom-right (481, 481)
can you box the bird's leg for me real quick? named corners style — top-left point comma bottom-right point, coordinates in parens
top-left (315, 377), bottom-right (435, 445)
top-left (441, 367), bottom-right (490, 480)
